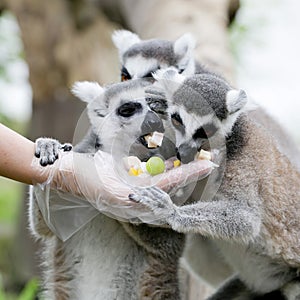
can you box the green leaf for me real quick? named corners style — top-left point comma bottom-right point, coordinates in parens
top-left (0, 277), bottom-right (7, 300)
top-left (17, 278), bottom-right (39, 300)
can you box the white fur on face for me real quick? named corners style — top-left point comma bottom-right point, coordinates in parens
top-left (153, 67), bottom-right (185, 84)
top-left (87, 87), bottom-right (149, 153)
top-left (168, 104), bottom-right (219, 147)
top-left (124, 55), bottom-right (159, 79)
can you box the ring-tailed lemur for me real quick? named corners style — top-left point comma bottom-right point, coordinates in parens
top-left (112, 30), bottom-right (300, 291)
top-left (112, 29), bottom-right (236, 286)
top-left (112, 30), bottom-right (300, 171)
top-left (30, 79), bottom-right (190, 300)
top-left (129, 69), bottom-right (300, 299)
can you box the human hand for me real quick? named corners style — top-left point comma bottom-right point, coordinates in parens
top-left (32, 149), bottom-right (215, 220)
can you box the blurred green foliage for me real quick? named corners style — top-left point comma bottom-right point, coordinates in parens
top-left (0, 178), bottom-right (21, 225)
top-left (0, 10), bottom-right (34, 298)
top-left (0, 119), bottom-right (30, 297)
top-left (0, 277), bottom-right (38, 300)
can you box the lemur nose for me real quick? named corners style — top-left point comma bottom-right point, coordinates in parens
top-left (177, 143), bottom-right (198, 164)
top-left (141, 111), bottom-right (164, 135)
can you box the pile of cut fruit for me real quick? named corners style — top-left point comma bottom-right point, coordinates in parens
top-left (123, 131), bottom-right (212, 177)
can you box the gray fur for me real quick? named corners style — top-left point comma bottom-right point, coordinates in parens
top-left (113, 30), bottom-right (300, 297)
top-left (112, 30), bottom-right (239, 290)
top-left (131, 72), bottom-right (300, 298)
top-left (125, 39), bottom-right (175, 64)
top-left (112, 30), bottom-right (209, 80)
top-left (29, 79), bottom-right (185, 299)
top-left (172, 74), bottom-right (232, 120)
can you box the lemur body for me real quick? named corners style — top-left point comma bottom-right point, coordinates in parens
top-left (113, 30), bottom-right (300, 292)
top-left (30, 79), bottom-right (186, 299)
top-left (112, 30), bottom-right (236, 286)
top-left (130, 70), bottom-right (300, 299)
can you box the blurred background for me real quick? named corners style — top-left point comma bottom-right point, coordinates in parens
top-left (0, 0), bottom-right (299, 298)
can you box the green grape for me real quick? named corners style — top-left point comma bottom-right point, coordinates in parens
top-left (146, 156), bottom-right (165, 175)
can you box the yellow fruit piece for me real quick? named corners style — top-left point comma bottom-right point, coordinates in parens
top-left (128, 167), bottom-right (138, 176)
top-left (173, 159), bottom-right (181, 168)
top-left (128, 167), bottom-right (143, 176)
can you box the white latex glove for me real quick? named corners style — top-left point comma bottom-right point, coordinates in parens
top-left (39, 150), bottom-right (214, 207)
top-left (32, 149), bottom-right (215, 240)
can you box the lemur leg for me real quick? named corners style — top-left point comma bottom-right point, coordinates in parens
top-left (35, 137), bottom-right (72, 166)
top-left (206, 275), bottom-right (286, 300)
top-left (206, 275), bottom-right (252, 300)
top-left (282, 278), bottom-right (300, 300)
top-left (122, 223), bottom-right (184, 300)
top-left (129, 187), bottom-right (261, 242)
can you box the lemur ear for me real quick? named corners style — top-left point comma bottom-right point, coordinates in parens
top-left (226, 89), bottom-right (248, 114)
top-left (173, 33), bottom-right (196, 68)
top-left (112, 30), bottom-right (141, 59)
top-left (153, 68), bottom-right (185, 98)
top-left (153, 67), bottom-right (185, 83)
top-left (71, 81), bottom-right (104, 103)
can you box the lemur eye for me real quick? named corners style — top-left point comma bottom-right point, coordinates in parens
top-left (193, 123), bottom-right (217, 139)
top-left (121, 67), bottom-right (132, 81)
top-left (117, 102), bottom-right (142, 118)
top-left (171, 113), bottom-right (184, 127)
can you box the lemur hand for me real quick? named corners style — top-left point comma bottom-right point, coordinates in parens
top-left (35, 137), bottom-right (72, 166)
top-left (129, 186), bottom-right (176, 221)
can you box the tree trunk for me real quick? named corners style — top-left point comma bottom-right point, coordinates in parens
top-left (3, 0), bottom-right (238, 298)
top-left (3, 0), bottom-right (119, 286)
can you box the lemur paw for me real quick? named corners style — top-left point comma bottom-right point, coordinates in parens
top-left (35, 137), bottom-right (72, 166)
top-left (129, 187), bottom-right (175, 219)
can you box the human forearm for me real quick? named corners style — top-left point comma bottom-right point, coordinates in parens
top-left (0, 123), bottom-right (47, 184)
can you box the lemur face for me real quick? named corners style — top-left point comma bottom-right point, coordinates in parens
top-left (71, 79), bottom-right (166, 160)
top-left (112, 30), bottom-right (196, 81)
top-left (153, 69), bottom-right (248, 163)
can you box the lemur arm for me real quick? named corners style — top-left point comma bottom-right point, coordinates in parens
top-left (129, 187), bottom-right (261, 242)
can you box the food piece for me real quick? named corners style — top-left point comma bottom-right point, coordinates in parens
top-left (144, 131), bottom-right (164, 148)
top-left (146, 156), bottom-right (165, 175)
top-left (123, 156), bottom-right (142, 170)
top-left (197, 149), bottom-right (212, 161)
top-left (140, 162), bottom-right (147, 173)
top-left (128, 167), bottom-right (143, 176)
top-left (173, 159), bottom-right (181, 168)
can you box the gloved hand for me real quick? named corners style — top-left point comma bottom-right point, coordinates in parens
top-left (31, 149), bottom-right (215, 240)
top-left (34, 149), bottom-right (215, 210)
top-left (37, 151), bottom-right (215, 206)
